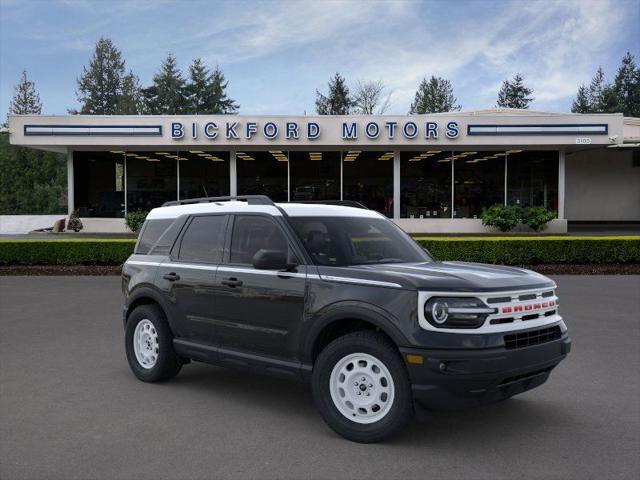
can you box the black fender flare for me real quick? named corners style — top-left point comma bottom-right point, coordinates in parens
top-left (124, 284), bottom-right (177, 332)
top-left (301, 300), bottom-right (410, 365)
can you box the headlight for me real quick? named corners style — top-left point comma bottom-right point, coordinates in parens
top-left (424, 297), bottom-right (495, 329)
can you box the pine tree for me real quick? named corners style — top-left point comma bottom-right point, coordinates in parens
top-left (207, 65), bottom-right (239, 114)
top-left (587, 67), bottom-right (607, 112)
top-left (186, 58), bottom-right (209, 114)
top-left (8, 70), bottom-right (42, 116)
top-left (75, 37), bottom-right (126, 114)
top-left (143, 53), bottom-right (188, 114)
top-left (185, 59), bottom-right (239, 114)
top-left (613, 51), bottom-right (640, 117)
top-left (409, 76), bottom-right (460, 114)
top-left (571, 85), bottom-right (591, 113)
top-left (315, 73), bottom-right (353, 115)
top-left (116, 71), bottom-right (144, 115)
top-left (496, 74), bottom-right (534, 109)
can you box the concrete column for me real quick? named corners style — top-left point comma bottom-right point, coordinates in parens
top-left (176, 158), bottom-right (180, 200)
top-left (229, 150), bottom-right (237, 196)
top-left (558, 149), bottom-right (566, 219)
top-left (66, 149), bottom-right (74, 216)
top-left (393, 150), bottom-right (400, 219)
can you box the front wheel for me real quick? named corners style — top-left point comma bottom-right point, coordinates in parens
top-left (312, 331), bottom-right (413, 443)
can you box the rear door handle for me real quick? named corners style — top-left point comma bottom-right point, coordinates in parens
top-left (221, 277), bottom-right (243, 288)
top-left (163, 272), bottom-right (180, 281)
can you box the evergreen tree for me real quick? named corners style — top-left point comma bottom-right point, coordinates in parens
top-left (587, 66), bottom-right (607, 112)
top-left (143, 53), bottom-right (188, 114)
top-left (75, 37), bottom-right (126, 114)
top-left (613, 51), bottom-right (640, 117)
top-left (496, 74), bottom-right (534, 109)
top-left (1, 70), bottom-right (65, 214)
top-left (571, 85), bottom-right (591, 113)
top-left (315, 73), bottom-right (353, 115)
top-left (8, 70), bottom-right (42, 116)
top-left (207, 65), bottom-right (239, 114)
top-left (116, 71), bottom-right (144, 115)
top-left (186, 58), bottom-right (209, 114)
top-left (409, 76), bottom-right (460, 114)
top-left (185, 59), bottom-right (239, 114)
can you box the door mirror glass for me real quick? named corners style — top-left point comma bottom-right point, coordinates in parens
top-left (252, 249), bottom-right (289, 270)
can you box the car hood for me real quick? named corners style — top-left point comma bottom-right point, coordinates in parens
top-left (317, 261), bottom-right (554, 292)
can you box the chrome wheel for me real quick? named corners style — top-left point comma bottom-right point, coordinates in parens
top-left (329, 352), bottom-right (395, 424)
top-left (133, 319), bottom-right (159, 369)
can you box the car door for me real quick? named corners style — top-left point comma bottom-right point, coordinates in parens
top-left (157, 214), bottom-right (229, 343)
top-left (212, 214), bottom-right (307, 360)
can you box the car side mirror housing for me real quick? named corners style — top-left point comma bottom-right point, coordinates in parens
top-left (252, 249), bottom-right (290, 270)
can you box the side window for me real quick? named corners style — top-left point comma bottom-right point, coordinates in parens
top-left (229, 215), bottom-right (291, 265)
top-left (136, 219), bottom-right (173, 254)
top-left (178, 215), bottom-right (227, 263)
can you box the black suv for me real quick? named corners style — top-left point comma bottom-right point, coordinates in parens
top-left (122, 195), bottom-right (570, 443)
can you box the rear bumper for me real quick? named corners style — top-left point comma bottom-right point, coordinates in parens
top-left (400, 334), bottom-right (571, 410)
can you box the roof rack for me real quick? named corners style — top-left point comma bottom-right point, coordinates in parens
top-left (162, 195), bottom-right (275, 207)
top-left (291, 200), bottom-right (369, 210)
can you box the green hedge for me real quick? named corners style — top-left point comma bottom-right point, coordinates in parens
top-left (415, 237), bottom-right (640, 264)
top-left (0, 237), bottom-right (638, 266)
top-left (0, 239), bottom-right (136, 265)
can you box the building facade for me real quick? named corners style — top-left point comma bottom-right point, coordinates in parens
top-left (8, 109), bottom-right (640, 233)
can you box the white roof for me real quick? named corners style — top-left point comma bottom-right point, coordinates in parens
top-left (146, 201), bottom-right (381, 220)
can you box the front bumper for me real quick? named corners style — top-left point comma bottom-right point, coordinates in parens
top-left (400, 333), bottom-right (571, 410)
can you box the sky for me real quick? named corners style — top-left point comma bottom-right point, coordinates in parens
top-left (0, 0), bottom-right (638, 117)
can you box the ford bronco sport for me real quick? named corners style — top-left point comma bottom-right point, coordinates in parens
top-left (122, 195), bottom-right (571, 443)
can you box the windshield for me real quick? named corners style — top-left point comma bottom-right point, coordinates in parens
top-left (288, 216), bottom-right (432, 266)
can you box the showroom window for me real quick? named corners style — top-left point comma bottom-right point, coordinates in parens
top-left (507, 150), bottom-right (558, 212)
top-left (343, 151), bottom-right (394, 216)
top-left (177, 151), bottom-right (230, 199)
top-left (73, 151), bottom-right (125, 218)
top-left (453, 151), bottom-right (505, 218)
top-left (289, 151), bottom-right (340, 201)
top-left (400, 151), bottom-right (452, 218)
top-left (236, 151), bottom-right (288, 202)
top-left (126, 152), bottom-right (177, 212)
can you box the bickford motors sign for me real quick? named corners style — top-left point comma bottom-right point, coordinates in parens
top-left (171, 119), bottom-right (461, 141)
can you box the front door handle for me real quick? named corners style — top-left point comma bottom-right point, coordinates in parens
top-left (163, 272), bottom-right (180, 282)
top-left (221, 277), bottom-right (243, 288)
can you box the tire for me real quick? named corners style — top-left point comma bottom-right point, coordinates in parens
top-left (125, 304), bottom-right (182, 382)
top-left (312, 330), bottom-right (413, 443)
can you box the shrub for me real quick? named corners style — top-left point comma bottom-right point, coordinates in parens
top-left (0, 240), bottom-right (135, 265)
top-left (481, 205), bottom-right (520, 232)
top-left (521, 206), bottom-right (556, 232)
top-left (415, 237), bottom-right (640, 265)
top-left (67, 210), bottom-right (83, 232)
top-left (0, 237), bottom-right (638, 266)
top-left (125, 210), bottom-right (148, 233)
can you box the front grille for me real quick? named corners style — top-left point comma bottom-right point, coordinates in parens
top-left (504, 326), bottom-right (562, 350)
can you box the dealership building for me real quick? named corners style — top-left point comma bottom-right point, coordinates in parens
top-left (7, 109), bottom-right (640, 233)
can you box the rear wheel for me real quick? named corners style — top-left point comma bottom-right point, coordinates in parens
top-left (125, 304), bottom-right (182, 382)
top-left (312, 331), bottom-right (413, 443)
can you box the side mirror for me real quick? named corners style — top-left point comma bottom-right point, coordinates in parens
top-left (252, 249), bottom-right (289, 270)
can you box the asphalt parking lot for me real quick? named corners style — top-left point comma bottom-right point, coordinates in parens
top-left (1, 276), bottom-right (639, 480)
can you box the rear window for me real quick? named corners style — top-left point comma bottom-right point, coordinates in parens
top-left (178, 215), bottom-right (228, 263)
top-left (136, 219), bottom-right (173, 254)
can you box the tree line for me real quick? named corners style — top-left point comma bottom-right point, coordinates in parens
top-left (4, 36), bottom-right (639, 119)
top-left (71, 37), bottom-right (239, 115)
top-left (314, 53), bottom-right (639, 116)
